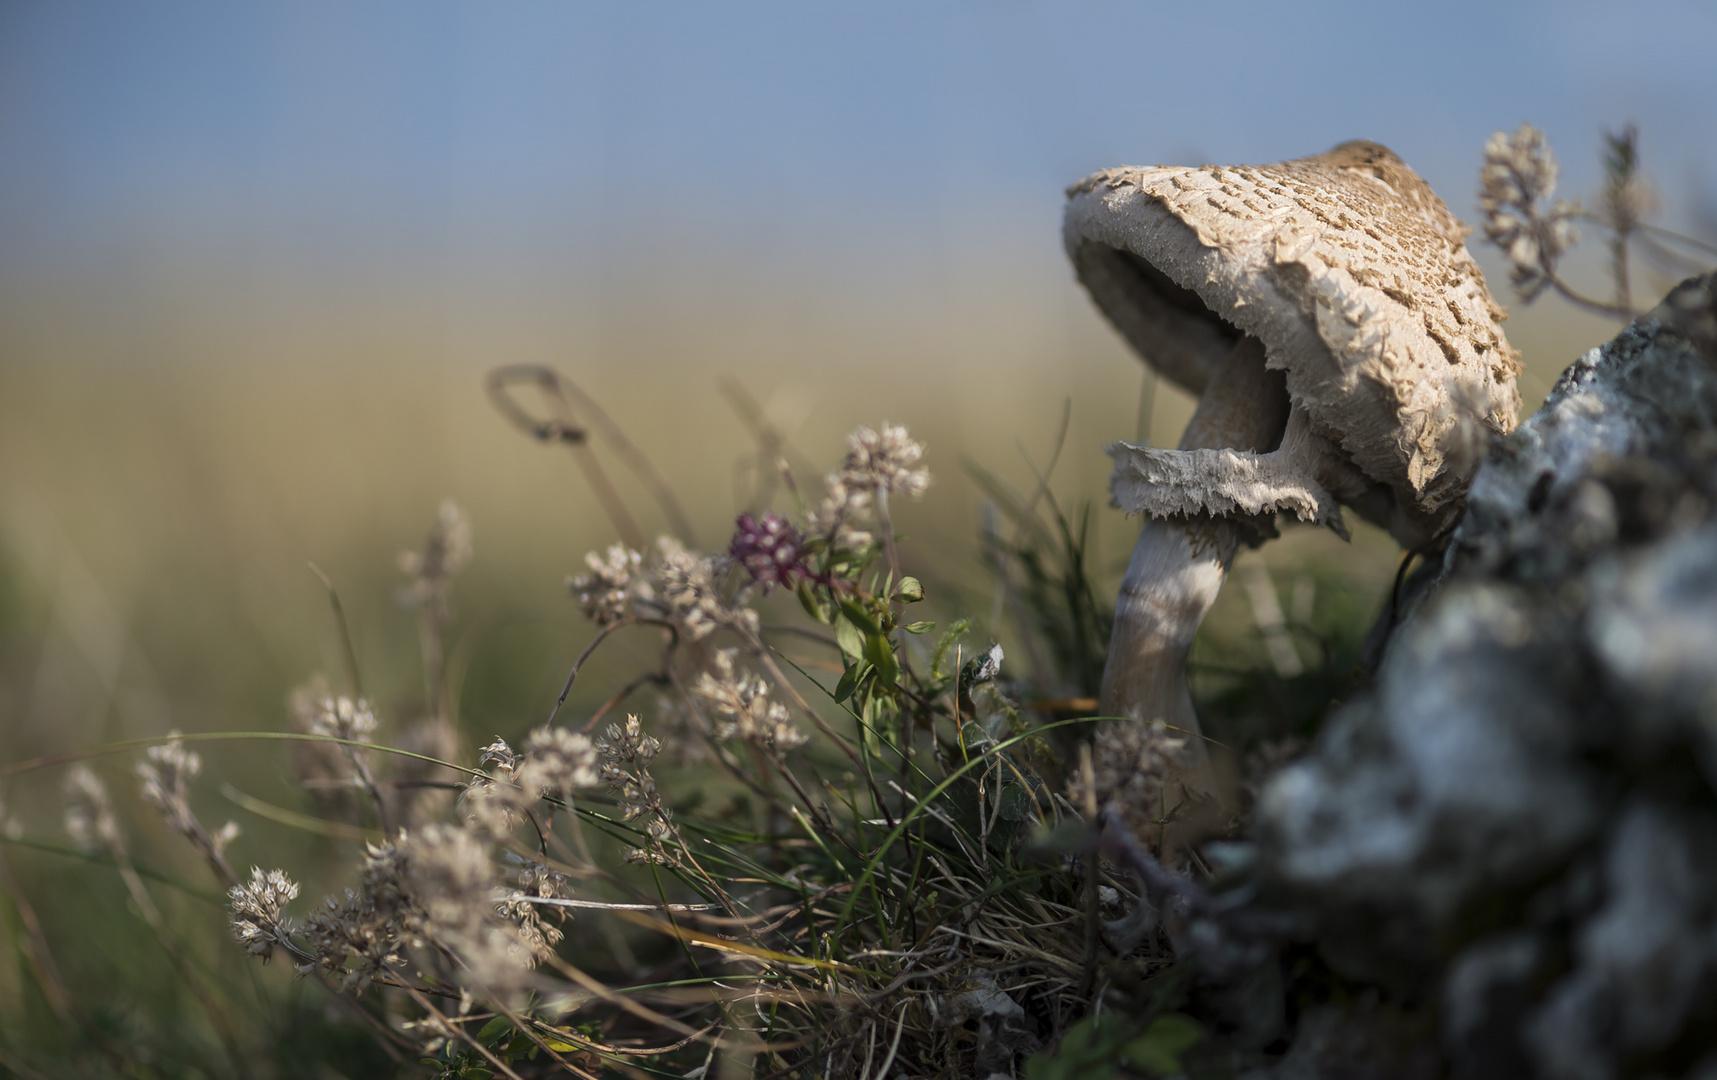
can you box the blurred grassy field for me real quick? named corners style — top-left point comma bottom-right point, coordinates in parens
top-left (0, 253), bottom-right (1625, 1072)
top-left (0, 255), bottom-right (1621, 765)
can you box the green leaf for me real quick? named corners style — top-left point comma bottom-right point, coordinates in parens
top-left (999, 782), bottom-right (1036, 821)
top-left (1021, 820), bottom-right (1099, 861)
top-left (796, 578), bottom-right (830, 623)
top-left (1122, 1014), bottom-right (1204, 1077)
top-left (834, 660), bottom-right (871, 704)
top-left (864, 631), bottom-right (899, 688)
top-left (892, 576), bottom-right (924, 603)
top-left (1021, 1057), bottom-right (1060, 1080)
top-left (476, 1017), bottom-right (512, 1045)
top-left (834, 615), bottom-right (865, 660)
top-left (904, 620), bottom-right (936, 634)
top-left (1056, 1015), bottom-right (1098, 1056)
top-left (839, 599), bottom-right (881, 635)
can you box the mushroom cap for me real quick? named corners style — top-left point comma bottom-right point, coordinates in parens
top-left (1066, 141), bottom-right (1521, 547)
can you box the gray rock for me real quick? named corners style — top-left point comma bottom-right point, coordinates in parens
top-left (1260, 582), bottom-right (1600, 982)
top-left (1451, 273), bottom-right (1717, 586)
top-left (1248, 274), bottom-right (1717, 1077)
top-left (1523, 799), bottom-right (1717, 1080)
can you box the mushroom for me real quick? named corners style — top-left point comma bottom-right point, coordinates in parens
top-left (1063, 141), bottom-right (1520, 830)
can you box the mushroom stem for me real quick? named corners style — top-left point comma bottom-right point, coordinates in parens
top-left (1098, 335), bottom-right (1289, 809)
top-left (1100, 516), bottom-right (1236, 738)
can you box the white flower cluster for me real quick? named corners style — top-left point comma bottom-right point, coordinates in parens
top-left (841, 423), bottom-right (931, 501)
top-left (302, 824), bottom-right (537, 997)
top-left (462, 726), bottom-right (600, 839)
top-left (518, 727), bottom-right (601, 802)
top-left (137, 732), bottom-right (199, 827)
top-left (570, 539), bottom-right (758, 641)
top-left (303, 837), bottom-right (415, 991)
top-left (693, 648), bottom-right (808, 752)
top-left (652, 536), bottom-right (756, 640)
top-left (1479, 124), bottom-right (1580, 297)
top-left (309, 696), bottom-right (379, 742)
top-left (137, 731), bottom-right (237, 858)
top-left (568, 543), bottom-right (643, 627)
top-left (810, 423), bottom-right (930, 548)
top-left (404, 825), bottom-right (532, 994)
top-left (63, 766), bottom-right (119, 853)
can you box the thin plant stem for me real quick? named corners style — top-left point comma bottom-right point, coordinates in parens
top-left (307, 563), bottom-right (363, 700)
top-left (546, 617), bottom-right (642, 726)
top-left (99, 833), bottom-right (253, 1079)
top-left (405, 987), bottom-right (526, 1080)
top-left (487, 365), bottom-right (696, 546)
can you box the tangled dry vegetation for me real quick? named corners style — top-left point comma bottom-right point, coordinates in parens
top-left (33, 411), bottom-right (1217, 1080)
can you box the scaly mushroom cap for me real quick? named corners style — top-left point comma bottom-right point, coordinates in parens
top-left (1066, 140), bottom-right (1522, 548)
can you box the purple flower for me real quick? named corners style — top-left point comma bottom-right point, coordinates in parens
top-left (729, 512), bottom-right (806, 592)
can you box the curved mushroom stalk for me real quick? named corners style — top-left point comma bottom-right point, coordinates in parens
top-left (1096, 336), bottom-right (1288, 820)
top-left (1098, 516), bottom-right (1234, 793)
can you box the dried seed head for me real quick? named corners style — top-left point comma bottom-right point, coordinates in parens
top-left (301, 833), bottom-right (420, 989)
top-left (477, 737), bottom-right (519, 776)
top-left (693, 649), bottom-right (808, 752)
top-left (595, 715), bottom-right (678, 865)
top-left (64, 766), bottom-right (120, 853)
top-left (517, 727), bottom-right (601, 801)
top-left (229, 866), bottom-right (300, 962)
top-left (398, 500), bottom-right (474, 609)
top-left (652, 537), bottom-right (755, 640)
top-left (461, 728), bottom-right (600, 840)
top-left (136, 731), bottom-right (203, 837)
top-left (1479, 124), bottom-right (1581, 297)
top-left (498, 860), bottom-right (572, 965)
top-left (301, 824), bottom-right (535, 998)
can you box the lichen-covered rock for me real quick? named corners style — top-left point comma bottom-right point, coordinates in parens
top-left (1248, 274), bottom-right (1717, 1078)
top-left (1451, 273), bottom-right (1717, 584)
top-left (1523, 799), bottom-right (1717, 1080)
top-left (1259, 581), bottom-right (1603, 985)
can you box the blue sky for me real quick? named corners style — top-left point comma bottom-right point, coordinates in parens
top-left (1, 1), bottom-right (1712, 285)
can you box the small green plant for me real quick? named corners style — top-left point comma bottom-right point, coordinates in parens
top-left (1023, 1012), bottom-right (1204, 1080)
